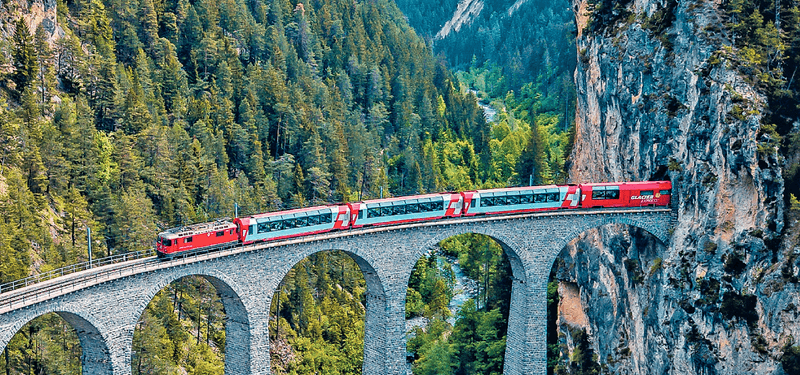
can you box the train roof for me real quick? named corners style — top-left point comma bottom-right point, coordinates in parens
top-left (158, 219), bottom-right (236, 239)
top-left (243, 205), bottom-right (337, 220)
top-left (578, 181), bottom-right (671, 187)
top-left (470, 185), bottom-right (564, 194)
top-left (357, 192), bottom-right (454, 205)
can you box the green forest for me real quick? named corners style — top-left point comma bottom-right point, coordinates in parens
top-left (0, 0), bottom-right (570, 371)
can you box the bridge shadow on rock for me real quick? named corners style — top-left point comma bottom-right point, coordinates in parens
top-left (132, 274), bottom-right (248, 375)
top-left (269, 250), bottom-right (372, 375)
top-left (546, 223), bottom-right (667, 375)
top-left (1, 311), bottom-right (106, 374)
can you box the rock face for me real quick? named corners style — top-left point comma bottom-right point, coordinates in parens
top-left (0, 0), bottom-right (62, 46)
top-left (561, 0), bottom-right (799, 374)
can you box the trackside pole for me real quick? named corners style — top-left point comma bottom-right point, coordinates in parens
top-left (87, 227), bottom-right (92, 268)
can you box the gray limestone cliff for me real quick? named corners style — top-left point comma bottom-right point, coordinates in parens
top-left (559, 0), bottom-right (799, 374)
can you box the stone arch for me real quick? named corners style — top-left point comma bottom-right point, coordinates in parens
top-left (407, 225), bottom-right (530, 291)
top-left (0, 309), bottom-right (112, 375)
top-left (541, 213), bottom-right (672, 375)
top-left (268, 244), bottom-right (388, 374)
top-left (400, 224), bottom-right (532, 375)
top-left (551, 213), bottom-right (671, 260)
top-left (134, 269), bottom-right (251, 375)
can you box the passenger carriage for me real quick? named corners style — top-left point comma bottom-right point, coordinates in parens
top-left (350, 193), bottom-right (463, 228)
top-left (461, 185), bottom-right (580, 216)
top-left (234, 205), bottom-right (351, 244)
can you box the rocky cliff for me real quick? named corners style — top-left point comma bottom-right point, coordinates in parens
top-left (560, 0), bottom-right (799, 373)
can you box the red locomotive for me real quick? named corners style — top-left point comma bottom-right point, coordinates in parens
top-left (156, 181), bottom-right (671, 259)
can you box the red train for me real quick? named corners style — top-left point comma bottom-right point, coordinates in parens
top-left (157, 181), bottom-right (672, 258)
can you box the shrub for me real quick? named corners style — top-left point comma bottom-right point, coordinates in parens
top-left (649, 257), bottom-right (662, 276)
top-left (782, 344), bottom-right (800, 374)
top-left (720, 292), bottom-right (758, 324)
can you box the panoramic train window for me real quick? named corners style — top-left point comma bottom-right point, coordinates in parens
top-left (549, 193), bottom-right (560, 202)
top-left (258, 222), bottom-right (270, 233)
top-left (640, 190), bottom-right (654, 196)
top-left (270, 221), bottom-right (284, 231)
top-left (660, 190), bottom-right (670, 195)
top-left (592, 190), bottom-right (620, 199)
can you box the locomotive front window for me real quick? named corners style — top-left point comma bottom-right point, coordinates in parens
top-left (185, 237), bottom-right (193, 243)
top-left (216, 231), bottom-right (224, 237)
top-left (162, 238), bottom-right (172, 246)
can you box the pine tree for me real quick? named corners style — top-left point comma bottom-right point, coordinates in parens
top-left (12, 18), bottom-right (37, 100)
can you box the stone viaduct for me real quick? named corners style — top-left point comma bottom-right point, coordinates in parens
top-left (0, 208), bottom-right (672, 375)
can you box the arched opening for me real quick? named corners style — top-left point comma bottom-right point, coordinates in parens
top-left (546, 224), bottom-right (666, 374)
top-left (269, 250), bottom-right (371, 374)
top-left (1, 311), bottom-right (110, 375)
top-left (132, 274), bottom-right (248, 375)
top-left (405, 233), bottom-right (514, 375)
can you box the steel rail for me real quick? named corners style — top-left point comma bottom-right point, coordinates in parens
top-left (0, 207), bottom-right (671, 314)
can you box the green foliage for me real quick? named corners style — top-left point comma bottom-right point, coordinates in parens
top-left (566, 329), bottom-right (601, 375)
top-left (782, 344), bottom-right (800, 374)
top-left (12, 18), bottom-right (38, 99)
top-left (0, 313), bottom-right (82, 375)
top-left (269, 251), bottom-right (366, 374)
top-left (790, 194), bottom-right (800, 213)
top-left (720, 291), bottom-right (758, 325)
top-left (649, 257), bottom-right (662, 276)
top-left (406, 234), bottom-right (512, 375)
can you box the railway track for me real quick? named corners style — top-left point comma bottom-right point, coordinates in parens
top-left (0, 207), bottom-right (671, 314)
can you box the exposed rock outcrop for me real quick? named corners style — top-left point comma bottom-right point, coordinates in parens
top-left (560, 0), bottom-right (798, 373)
top-left (0, 0), bottom-right (61, 44)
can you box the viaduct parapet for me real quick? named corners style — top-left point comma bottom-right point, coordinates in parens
top-left (0, 208), bottom-right (672, 375)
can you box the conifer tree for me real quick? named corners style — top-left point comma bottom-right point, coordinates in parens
top-left (12, 18), bottom-right (37, 100)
